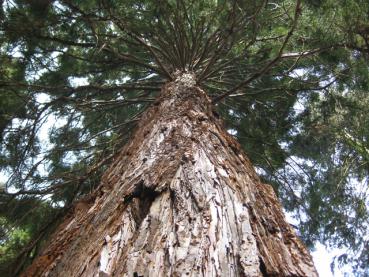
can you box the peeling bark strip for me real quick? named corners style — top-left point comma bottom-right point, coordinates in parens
top-left (22, 73), bottom-right (318, 277)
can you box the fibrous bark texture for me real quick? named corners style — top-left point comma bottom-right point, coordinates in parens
top-left (22, 73), bottom-right (318, 277)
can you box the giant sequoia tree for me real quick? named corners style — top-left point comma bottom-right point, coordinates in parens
top-left (0, 0), bottom-right (368, 276)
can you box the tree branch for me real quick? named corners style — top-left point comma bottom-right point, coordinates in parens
top-left (213, 0), bottom-right (302, 103)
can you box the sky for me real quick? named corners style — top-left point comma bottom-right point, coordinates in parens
top-left (285, 213), bottom-right (350, 276)
top-left (312, 243), bottom-right (349, 277)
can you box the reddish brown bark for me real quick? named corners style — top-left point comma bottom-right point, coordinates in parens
top-left (22, 73), bottom-right (318, 276)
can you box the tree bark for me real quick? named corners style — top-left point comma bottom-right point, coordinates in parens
top-left (21, 73), bottom-right (318, 277)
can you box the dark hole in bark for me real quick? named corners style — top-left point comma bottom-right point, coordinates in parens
top-left (259, 257), bottom-right (268, 277)
top-left (181, 154), bottom-right (189, 163)
top-left (124, 181), bottom-right (159, 226)
top-left (198, 115), bottom-right (207, 122)
top-left (169, 188), bottom-right (176, 204)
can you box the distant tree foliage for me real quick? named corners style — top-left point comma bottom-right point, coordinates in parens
top-left (0, 0), bottom-right (368, 275)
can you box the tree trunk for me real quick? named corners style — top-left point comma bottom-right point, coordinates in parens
top-left (22, 73), bottom-right (318, 277)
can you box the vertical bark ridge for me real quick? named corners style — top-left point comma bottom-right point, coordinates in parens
top-left (22, 73), bottom-right (318, 277)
